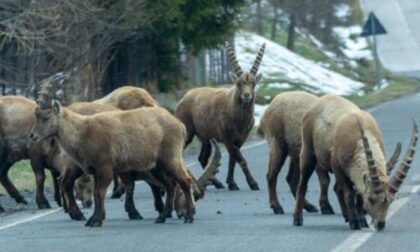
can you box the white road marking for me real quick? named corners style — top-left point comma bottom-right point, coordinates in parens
top-left (0, 140), bottom-right (266, 231)
top-left (0, 208), bottom-right (61, 231)
top-left (331, 184), bottom-right (420, 252)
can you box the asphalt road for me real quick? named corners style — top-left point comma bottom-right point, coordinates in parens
top-left (0, 94), bottom-right (419, 251)
top-left (359, 0), bottom-right (420, 76)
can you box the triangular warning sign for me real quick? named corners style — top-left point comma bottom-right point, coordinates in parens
top-left (361, 12), bottom-right (387, 37)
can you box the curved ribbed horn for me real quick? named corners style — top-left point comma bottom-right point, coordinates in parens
top-left (386, 142), bottom-right (402, 175)
top-left (197, 139), bottom-right (221, 192)
top-left (225, 41), bottom-right (243, 76)
top-left (37, 78), bottom-right (55, 109)
top-left (388, 119), bottom-right (418, 196)
top-left (357, 120), bottom-right (384, 194)
top-left (250, 43), bottom-right (266, 76)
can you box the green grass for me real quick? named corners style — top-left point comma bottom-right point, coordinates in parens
top-left (346, 76), bottom-right (420, 108)
top-left (0, 160), bottom-right (53, 195)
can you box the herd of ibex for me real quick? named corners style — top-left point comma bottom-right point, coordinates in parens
top-left (0, 41), bottom-right (416, 231)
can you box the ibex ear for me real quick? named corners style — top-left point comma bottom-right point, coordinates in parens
top-left (255, 73), bottom-right (262, 83)
top-left (51, 100), bottom-right (61, 115)
top-left (229, 71), bottom-right (239, 83)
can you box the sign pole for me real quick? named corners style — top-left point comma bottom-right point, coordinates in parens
top-left (373, 34), bottom-right (381, 89)
top-left (361, 12), bottom-right (387, 90)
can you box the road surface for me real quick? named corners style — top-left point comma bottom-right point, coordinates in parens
top-left (0, 93), bottom-right (420, 252)
top-left (360, 0), bottom-right (420, 77)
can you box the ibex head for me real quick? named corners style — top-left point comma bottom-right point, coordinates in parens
top-left (174, 139), bottom-right (221, 219)
top-left (30, 74), bottom-right (66, 143)
top-left (225, 41), bottom-right (265, 104)
top-left (358, 119), bottom-right (417, 230)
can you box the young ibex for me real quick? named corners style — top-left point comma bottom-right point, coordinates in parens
top-left (92, 86), bottom-right (159, 198)
top-left (176, 41), bottom-right (265, 190)
top-left (293, 95), bottom-right (417, 230)
top-left (30, 82), bottom-right (196, 227)
top-left (259, 91), bottom-right (323, 214)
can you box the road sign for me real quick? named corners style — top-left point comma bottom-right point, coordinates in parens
top-left (361, 12), bottom-right (387, 37)
top-left (360, 12), bottom-right (387, 90)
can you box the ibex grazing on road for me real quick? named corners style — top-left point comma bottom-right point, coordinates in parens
top-left (30, 83), bottom-right (196, 227)
top-left (259, 91), bottom-right (324, 214)
top-left (293, 95), bottom-right (417, 230)
top-left (176, 41), bottom-right (265, 191)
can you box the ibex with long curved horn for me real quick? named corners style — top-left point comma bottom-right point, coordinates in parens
top-left (293, 95), bottom-right (417, 230)
top-left (176, 41), bottom-right (265, 190)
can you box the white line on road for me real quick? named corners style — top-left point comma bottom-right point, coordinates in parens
top-left (0, 140), bottom-right (267, 232)
top-left (331, 184), bottom-right (420, 252)
top-left (0, 208), bottom-right (61, 231)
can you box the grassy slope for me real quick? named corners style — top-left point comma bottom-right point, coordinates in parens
top-left (0, 161), bottom-right (53, 195)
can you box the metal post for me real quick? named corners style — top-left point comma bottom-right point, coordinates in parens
top-left (371, 15), bottom-right (381, 89)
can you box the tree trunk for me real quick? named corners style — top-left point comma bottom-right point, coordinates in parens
top-left (255, 0), bottom-right (263, 35)
top-left (287, 12), bottom-right (296, 51)
top-left (270, 6), bottom-right (279, 41)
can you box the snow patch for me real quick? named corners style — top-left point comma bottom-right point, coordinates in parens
top-left (267, 82), bottom-right (292, 89)
top-left (254, 104), bottom-right (269, 127)
top-left (235, 31), bottom-right (363, 95)
top-left (333, 26), bottom-right (373, 60)
top-left (335, 4), bottom-right (351, 20)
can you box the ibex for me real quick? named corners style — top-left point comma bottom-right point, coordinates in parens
top-left (0, 95), bottom-right (62, 210)
top-left (30, 82), bottom-right (196, 227)
top-left (40, 101), bottom-right (163, 211)
top-left (94, 85), bottom-right (158, 109)
top-left (94, 85), bottom-right (159, 198)
top-left (72, 86), bottom-right (160, 199)
top-left (293, 95), bottom-right (417, 230)
top-left (259, 91), bottom-right (324, 214)
top-left (176, 41), bottom-right (265, 191)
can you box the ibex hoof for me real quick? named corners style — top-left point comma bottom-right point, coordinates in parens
top-left (110, 189), bottom-right (124, 199)
top-left (304, 203), bottom-right (319, 213)
top-left (69, 211), bottom-right (86, 221)
top-left (85, 216), bottom-right (103, 227)
top-left (272, 206), bottom-right (284, 215)
top-left (228, 183), bottom-right (240, 191)
top-left (54, 197), bottom-right (62, 207)
top-left (249, 182), bottom-right (259, 191)
top-left (359, 216), bottom-right (369, 228)
top-left (213, 181), bottom-right (226, 189)
top-left (37, 200), bottom-right (51, 209)
top-left (293, 216), bottom-right (303, 226)
top-left (349, 219), bottom-right (361, 230)
top-left (15, 197), bottom-right (28, 205)
top-left (128, 210), bottom-right (143, 220)
top-left (184, 216), bottom-right (194, 223)
top-left (155, 216), bottom-right (166, 223)
top-left (320, 205), bottom-right (335, 215)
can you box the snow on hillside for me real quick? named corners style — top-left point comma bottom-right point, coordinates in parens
top-left (333, 26), bottom-right (373, 61)
top-left (235, 31), bottom-right (363, 96)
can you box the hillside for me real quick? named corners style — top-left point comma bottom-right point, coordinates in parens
top-left (234, 31), bottom-right (368, 125)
